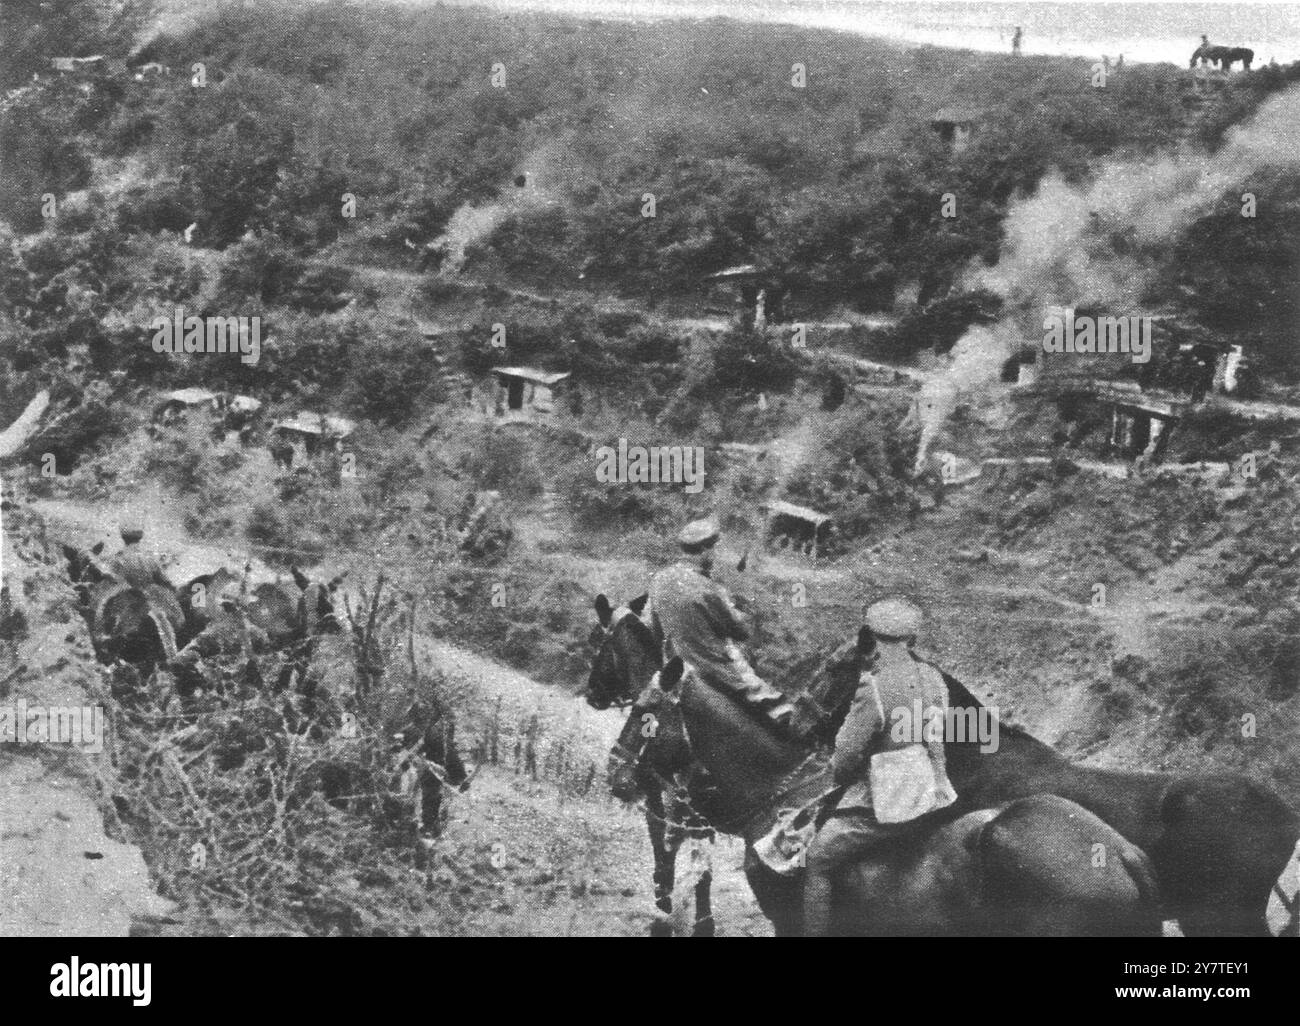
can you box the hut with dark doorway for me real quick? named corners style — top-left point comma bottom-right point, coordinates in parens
top-left (1105, 396), bottom-right (1180, 461)
top-left (928, 106), bottom-right (983, 154)
top-left (271, 411), bottom-right (355, 462)
top-left (1001, 346), bottom-right (1040, 387)
top-left (703, 265), bottom-right (790, 331)
top-left (490, 366), bottom-right (570, 417)
top-left (152, 387), bottom-right (219, 425)
top-left (763, 500), bottom-right (833, 558)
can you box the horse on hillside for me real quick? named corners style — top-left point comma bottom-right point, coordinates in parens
top-left (589, 593), bottom-right (718, 936)
top-left (632, 656), bottom-right (1161, 935)
top-left (92, 584), bottom-right (179, 669)
top-left (63, 543), bottom-right (180, 672)
top-left (1192, 44), bottom-right (1254, 70)
top-left (585, 604), bottom-right (1300, 935)
top-left (179, 565), bottom-right (344, 650)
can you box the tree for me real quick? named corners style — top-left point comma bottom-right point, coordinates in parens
top-left (0, 0), bottom-right (156, 86)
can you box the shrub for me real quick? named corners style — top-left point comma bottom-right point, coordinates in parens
top-left (701, 328), bottom-right (800, 397)
top-left (455, 427), bottom-right (543, 498)
top-left (246, 497), bottom-right (325, 565)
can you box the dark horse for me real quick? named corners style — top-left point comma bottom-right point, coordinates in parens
top-left (1192, 44), bottom-right (1254, 70)
top-left (179, 566), bottom-right (343, 649)
top-left (63, 543), bottom-right (179, 671)
top-left (590, 594), bottom-right (716, 936)
top-left (585, 602), bottom-right (1300, 936)
top-left (635, 657), bottom-right (1161, 936)
top-left (92, 585), bottom-right (179, 668)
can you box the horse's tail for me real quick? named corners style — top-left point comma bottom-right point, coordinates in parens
top-left (1117, 841), bottom-right (1162, 930)
top-left (147, 608), bottom-right (178, 663)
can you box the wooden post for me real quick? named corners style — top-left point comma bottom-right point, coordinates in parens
top-left (524, 713), bottom-right (539, 779)
top-left (490, 695), bottom-right (501, 764)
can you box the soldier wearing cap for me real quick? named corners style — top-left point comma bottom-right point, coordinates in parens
top-left (802, 597), bottom-right (957, 936)
top-left (648, 518), bottom-right (802, 737)
top-left (96, 521), bottom-right (185, 637)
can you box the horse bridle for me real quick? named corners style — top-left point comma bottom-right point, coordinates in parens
top-left (599, 608), bottom-right (816, 833)
top-left (624, 672), bottom-right (831, 836)
top-left (589, 609), bottom-right (650, 710)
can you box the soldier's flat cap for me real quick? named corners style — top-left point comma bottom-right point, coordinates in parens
top-left (678, 518), bottom-right (721, 551)
top-left (865, 598), bottom-right (923, 639)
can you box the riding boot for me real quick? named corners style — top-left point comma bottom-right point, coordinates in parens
top-left (802, 815), bottom-right (859, 936)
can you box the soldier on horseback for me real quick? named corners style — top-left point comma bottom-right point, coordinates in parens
top-left (108, 522), bottom-right (174, 592)
top-left (802, 598), bottom-right (958, 936)
top-left (649, 519), bottom-right (810, 741)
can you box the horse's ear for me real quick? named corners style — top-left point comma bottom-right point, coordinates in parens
top-left (628, 593), bottom-right (649, 617)
top-left (291, 566), bottom-right (310, 591)
top-left (660, 656), bottom-right (685, 692)
top-left (594, 594), bottom-right (613, 628)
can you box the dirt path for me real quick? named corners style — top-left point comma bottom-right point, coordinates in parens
top-left (1, 500), bottom-right (176, 936)
top-left (1090, 536), bottom-right (1245, 662)
top-left (430, 766), bottom-right (769, 936)
top-left (0, 757), bottom-right (176, 936)
top-left (27, 493), bottom-right (771, 935)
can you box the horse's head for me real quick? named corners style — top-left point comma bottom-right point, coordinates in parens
top-left (291, 566), bottom-right (345, 636)
top-left (607, 656), bottom-right (693, 803)
top-left (245, 581), bottom-right (299, 645)
top-left (179, 567), bottom-right (240, 632)
top-left (583, 592), bottom-right (656, 710)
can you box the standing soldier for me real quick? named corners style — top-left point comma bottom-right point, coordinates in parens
top-left (802, 598), bottom-right (958, 936)
top-left (1012, 26), bottom-right (1023, 55)
top-left (649, 518), bottom-right (809, 739)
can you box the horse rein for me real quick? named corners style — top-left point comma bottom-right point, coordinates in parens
top-left (598, 607), bottom-right (816, 834)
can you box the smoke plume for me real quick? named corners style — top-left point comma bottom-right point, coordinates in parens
top-left (979, 83), bottom-right (1300, 316)
top-left (914, 84), bottom-right (1300, 467)
top-left (431, 138), bottom-right (573, 273)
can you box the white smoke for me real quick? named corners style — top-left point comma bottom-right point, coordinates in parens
top-left (431, 138), bottom-right (573, 273)
top-left (976, 83), bottom-right (1300, 317)
top-left (914, 84), bottom-right (1300, 469)
top-left (912, 323), bottom-right (1018, 471)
